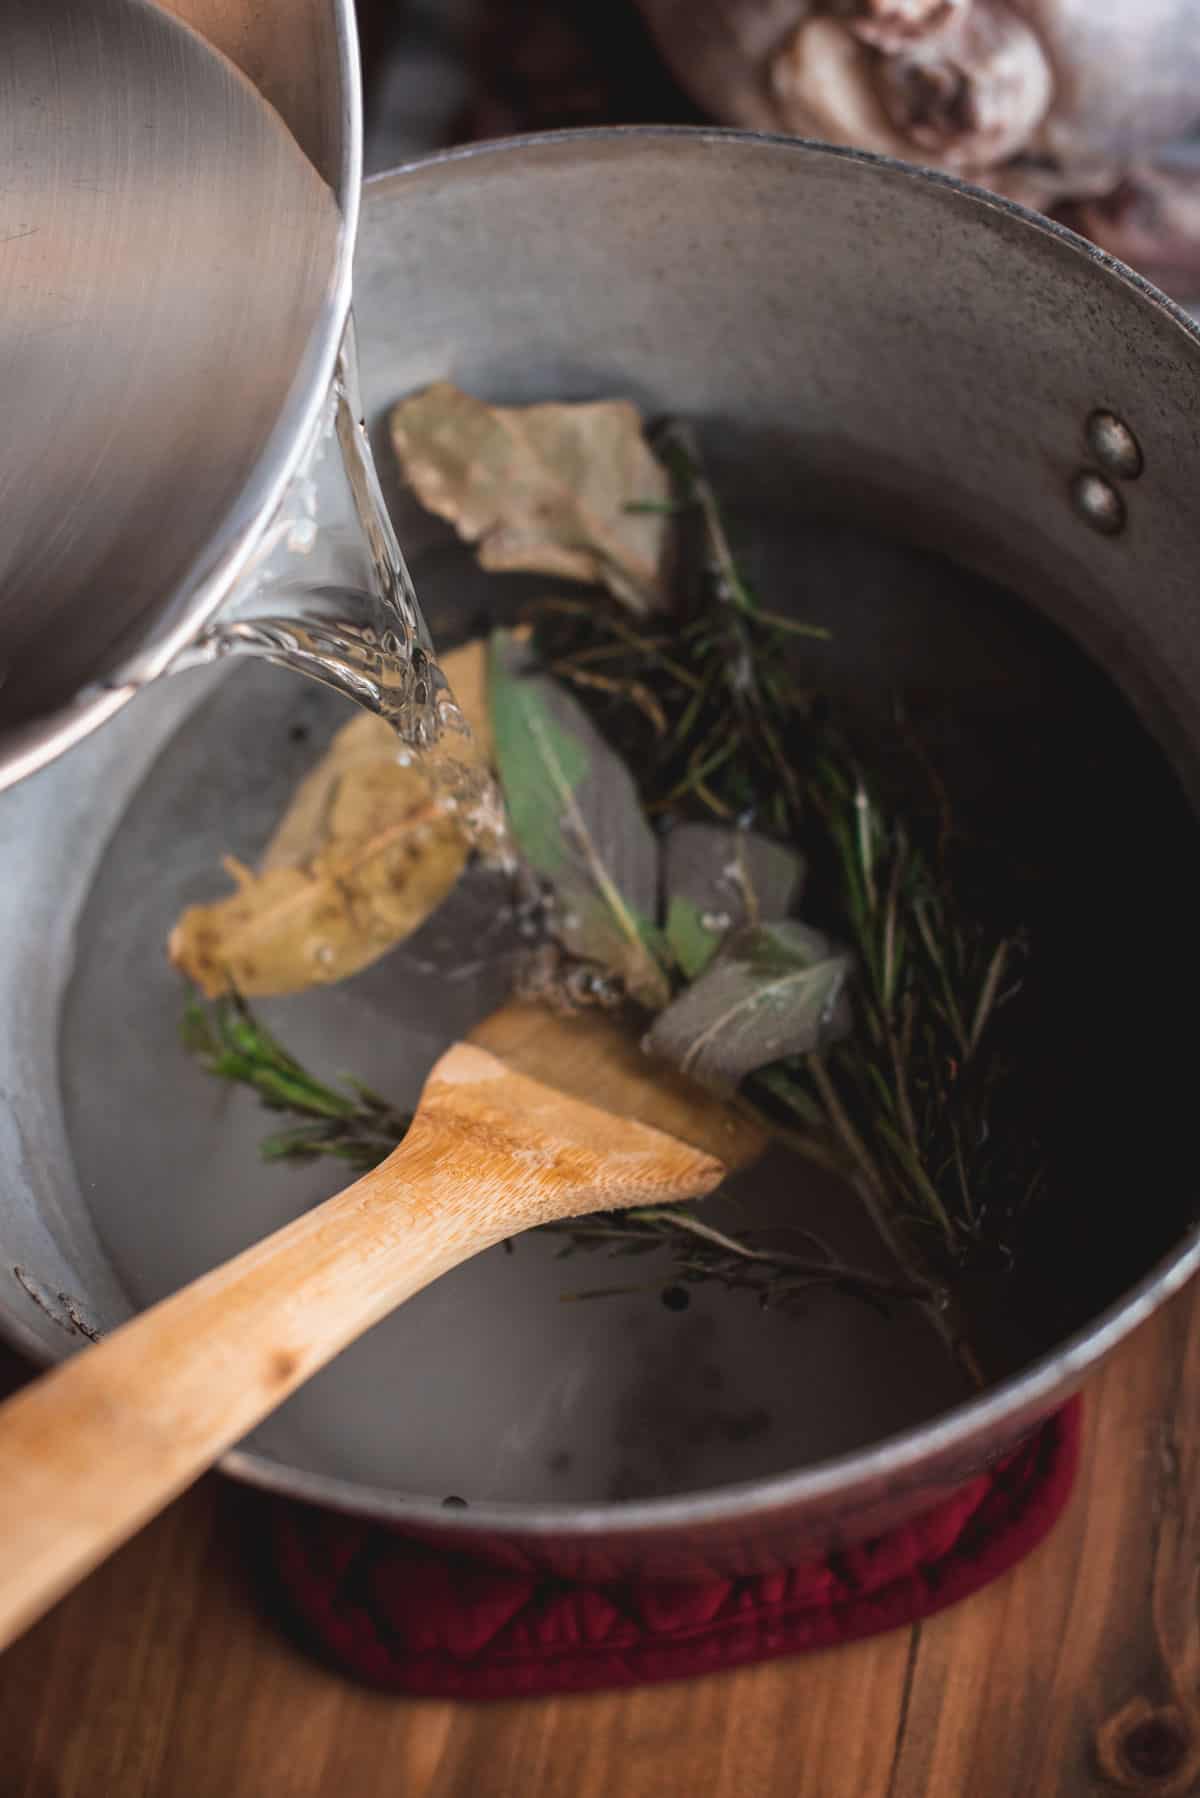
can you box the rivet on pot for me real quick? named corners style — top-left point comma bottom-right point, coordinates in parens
top-left (1071, 469), bottom-right (1126, 537)
top-left (1086, 410), bottom-right (1143, 480)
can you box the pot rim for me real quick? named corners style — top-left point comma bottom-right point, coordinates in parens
top-left (27, 126), bottom-right (1200, 1538)
top-left (367, 121), bottom-right (1200, 341)
top-left (223, 1219), bottom-right (1200, 1533)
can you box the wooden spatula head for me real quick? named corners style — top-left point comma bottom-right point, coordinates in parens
top-left (469, 999), bottom-right (767, 1171)
top-left (386, 1040), bottom-right (728, 1235)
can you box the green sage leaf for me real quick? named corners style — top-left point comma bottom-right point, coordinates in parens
top-left (645, 921), bottom-right (851, 1093)
top-left (488, 629), bottom-right (670, 1007)
top-left (663, 823), bottom-right (805, 978)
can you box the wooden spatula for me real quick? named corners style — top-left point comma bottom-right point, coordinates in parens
top-left (0, 1005), bottom-right (757, 1654)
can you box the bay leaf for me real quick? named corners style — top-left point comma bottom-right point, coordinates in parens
top-left (169, 641), bottom-right (491, 998)
top-left (663, 824), bottom-right (806, 979)
top-left (262, 638), bottom-right (490, 872)
top-left (487, 628), bottom-right (670, 1008)
top-left (168, 765), bottom-right (467, 999)
top-left (645, 922), bottom-right (852, 1094)
top-left (259, 711), bottom-right (401, 875)
top-left (389, 383), bottom-right (670, 613)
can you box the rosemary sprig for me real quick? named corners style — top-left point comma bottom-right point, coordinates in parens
top-left (181, 992), bottom-right (933, 1318)
top-left (534, 426), bottom-right (1045, 1318)
top-left (657, 420), bottom-right (826, 835)
top-left (753, 752), bottom-right (1040, 1275)
top-left (547, 1206), bottom-right (936, 1312)
top-left (181, 425), bottom-right (1044, 1380)
top-left (533, 426), bottom-right (828, 840)
top-left (182, 993), bottom-right (411, 1171)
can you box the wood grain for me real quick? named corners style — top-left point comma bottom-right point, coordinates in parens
top-left (470, 998), bottom-right (766, 1168)
top-left (0, 1273), bottom-right (1196, 1796)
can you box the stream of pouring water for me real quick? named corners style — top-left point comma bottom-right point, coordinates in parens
top-left (171, 333), bottom-right (509, 860)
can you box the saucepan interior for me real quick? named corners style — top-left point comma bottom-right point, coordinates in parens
top-left (2, 132), bottom-right (1199, 1578)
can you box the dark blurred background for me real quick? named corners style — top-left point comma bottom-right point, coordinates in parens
top-left (355, 0), bottom-right (698, 172)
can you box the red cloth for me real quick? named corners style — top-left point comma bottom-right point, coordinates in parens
top-left (267, 1401), bottom-right (1080, 1700)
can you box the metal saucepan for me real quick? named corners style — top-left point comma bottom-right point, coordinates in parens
top-left (1, 132), bottom-right (1198, 1581)
top-left (0, 0), bottom-right (359, 788)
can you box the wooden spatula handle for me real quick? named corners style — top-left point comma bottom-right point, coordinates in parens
top-left (0, 1039), bottom-right (724, 1654)
top-left (0, 1143), bottom-right (484, 1655)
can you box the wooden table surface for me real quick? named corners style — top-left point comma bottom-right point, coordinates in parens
top-left (0, 1274), bottom-right (1196, 1798)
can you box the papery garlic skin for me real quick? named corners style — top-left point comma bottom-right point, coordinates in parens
top-left (634, 0), bottom-right (1200, 289)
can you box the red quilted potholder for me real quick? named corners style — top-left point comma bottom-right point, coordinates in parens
top-left (264, 1401), bottom-right (1080, 1700)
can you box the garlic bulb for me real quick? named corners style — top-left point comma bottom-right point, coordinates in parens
top-left (633, 0), bottom-right (1200, 288)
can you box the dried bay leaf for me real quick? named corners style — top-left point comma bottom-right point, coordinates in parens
top-left (645, 921), bottom-right (852, 1094)
top-left (169, 641), bottom-right (491, 998)
top-left (663, 824), bottom-right (806, 979)
top-left (259, 711), bottom-right (400, 874)
top-left (389, 382), bottom-right (670, 613)
top-left (262, 639), bottom-right (490, 872)
top-left (488, 628), bottom-right (670, 1008)
top-left (169, 767), bottom-right (467, 998)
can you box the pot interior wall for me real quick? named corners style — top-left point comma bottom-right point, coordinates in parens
top-left (55, 497), bottom-right (1200, 1505)
top-left (2, 137), bottom-right (1199, 1529)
